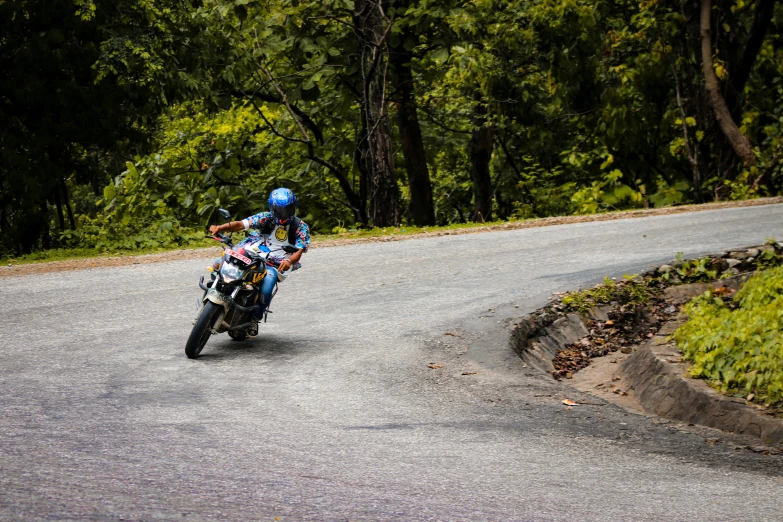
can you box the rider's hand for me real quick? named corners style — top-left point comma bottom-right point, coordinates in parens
top-left (278, 259), bottom-right (292, 272)
top-left (209, 225), bottom-right (222, 235)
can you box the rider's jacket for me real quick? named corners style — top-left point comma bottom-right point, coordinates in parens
top-left (241, 212), bottom-right (310, 270)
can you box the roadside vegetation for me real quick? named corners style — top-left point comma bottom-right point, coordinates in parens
top-left (3, 0), bottom-right (783, 260)
top-left (1, 218), bottom-right (508, 265)
top-left (545, 240), bottom-right (783, 386)
top-left (675, 266), bottom-right (783, 408)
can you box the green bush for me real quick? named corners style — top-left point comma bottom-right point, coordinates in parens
top-left (674, 267), bottom-right (783, 406)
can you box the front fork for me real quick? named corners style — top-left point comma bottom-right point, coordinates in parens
top-left (194, 276), bottom-right (258, 333)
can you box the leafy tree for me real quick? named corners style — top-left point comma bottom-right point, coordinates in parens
top-left (4, 0), bottom-right (783, 256)
top-left (0, 0), bottom-right (213, 254)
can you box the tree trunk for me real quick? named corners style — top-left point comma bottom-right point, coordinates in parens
top-left (700, 0), bottom-right (756, 166)
top-left (354, 128), bottom-right (371, 226)
top-left (672, 64), bottom-right (703, 201)
top-left (727, 0), bottom-right (777, 121)
top-left (391, 33), bottom-right (435, 226)
top-left (60, 177), bottom-right (76, 229)
top-left (52, 182), bottom-right (65, 230)
top-left (353, 0), bottom-right (400, 227)
top-left (469, 93), bottom-right (494, 222)
top-left (40, 198), bottom-right (51, 250)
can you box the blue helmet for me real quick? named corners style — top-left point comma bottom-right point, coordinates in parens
top-left (268, 188), bottom-right (297, 222)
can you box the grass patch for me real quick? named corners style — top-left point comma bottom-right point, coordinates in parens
top-left (0, 242), bottom-right (215, 266)
top-left (0, 219), bottom-right (514, 266)
top-left (560, 276), bottom-right (659, 315)
top-left (674, 266), bottom-right (783, 407)
top-left (5, 198), bottom-right (783, 268)
top-left (312, 218), bottom-right (511, 241)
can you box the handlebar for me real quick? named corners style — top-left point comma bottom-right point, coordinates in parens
top-left (207, 234), bottom-right (291, 272)
top-left (205, 234), bottom-right (233, 246)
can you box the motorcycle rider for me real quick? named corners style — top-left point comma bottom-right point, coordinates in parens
top-left (208, 188), bottom-right (310, 337)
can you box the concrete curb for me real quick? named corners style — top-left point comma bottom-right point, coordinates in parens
top-left (509, 271), bottom-right (783, 445)
top-left (510, 309), bottom-right (607, 375)
top-left (622, 333), bottom-right (783, 445)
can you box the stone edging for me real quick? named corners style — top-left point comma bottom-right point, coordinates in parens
top-left (511, 303), bottom-right (783, 445)
top-left (509, 249), bottom-right (783, 445)
top-left (510, 308), bottom-right (608, 376)
top-left (622, 332), bottom-right (783, 444)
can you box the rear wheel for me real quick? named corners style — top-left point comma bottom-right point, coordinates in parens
top-left (185, 301), bottom-right (222, 359)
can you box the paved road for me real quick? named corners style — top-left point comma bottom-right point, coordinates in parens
top-left (3, 205), bottom-right (783, 521)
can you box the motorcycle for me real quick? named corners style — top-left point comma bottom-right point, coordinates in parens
top-left (185, 209), bottom-right (290, 359)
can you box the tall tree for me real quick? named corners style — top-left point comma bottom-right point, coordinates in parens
top-left (391, 39), bottom-right (435, 225)
top-left (469, 91), bottom-right (494, 222)
top-left (353, 0), bottom-right (400, 226)
top-left (0, 0), bottom-right (212, 254)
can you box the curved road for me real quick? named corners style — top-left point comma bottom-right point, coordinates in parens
top-left (3, 205), bottom-right (783, 521)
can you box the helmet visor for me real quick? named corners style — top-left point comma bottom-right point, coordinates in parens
top-left (271, 202), bottom-right (296, 220)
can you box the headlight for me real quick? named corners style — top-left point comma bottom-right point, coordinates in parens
top-left (220, 262), bottom-right (244, 283)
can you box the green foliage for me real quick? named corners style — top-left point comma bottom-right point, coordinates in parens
top-left (561, 276), bottom-right (658, 315)
top-left (5, 0), bottom-right (783, 255)
top-left (0, 0), bottom-right (214, 255)
top-left (674, 267), bottom-right (783, 406)
top-left (571, 170), bottom-right (643, 215)
top-left (58, 218), bottom-right (205, 253)
top-left (660, 253), bottom-right (720, 283)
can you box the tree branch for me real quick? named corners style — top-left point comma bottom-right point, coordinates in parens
top-left (258, 65), bottom-right (313, 144)
top-left (246, 95), bottom-right (310, 145)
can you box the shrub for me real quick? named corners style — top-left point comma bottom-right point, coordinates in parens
top-left (674, 266), bottom-right (783, 406)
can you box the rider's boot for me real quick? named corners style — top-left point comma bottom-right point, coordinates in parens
top-left (247, 320), bottom-right (259, 338)
top-left (247, 301), bottom-right (265, 338)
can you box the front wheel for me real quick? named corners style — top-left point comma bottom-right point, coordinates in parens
top-left (185, 301), bottom-right (223, 359)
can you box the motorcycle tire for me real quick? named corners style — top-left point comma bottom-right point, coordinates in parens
top-left (185, 301), bottom-right (222, 359)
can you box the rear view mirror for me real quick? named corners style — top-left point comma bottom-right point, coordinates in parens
top-left (218, 208), bottom-right (231, 222)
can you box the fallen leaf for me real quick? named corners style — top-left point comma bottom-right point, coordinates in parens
top-left (605, 320), bottom-right (615, 326)
top-left (747, 393), bottom-right (755, 401)
top-left (461, 371), bottom-right (477, 375)
top-left (712, 285), bottom-right (732, 297)
top-left (562, 399), bottom-right (579, 406)
top-left (427, 364), bottom-right (442, 369)
top-left (445, 332), bottom-right (463, 338)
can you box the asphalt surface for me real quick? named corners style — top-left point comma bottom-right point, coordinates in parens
top-left (3, 205), bottom-right (783, 521)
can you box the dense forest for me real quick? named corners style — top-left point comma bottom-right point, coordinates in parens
top-left (1, 0), bottom-right (782, 256)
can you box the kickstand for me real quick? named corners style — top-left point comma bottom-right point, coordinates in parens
top-left (264, 309), bottom-right (272, 323)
